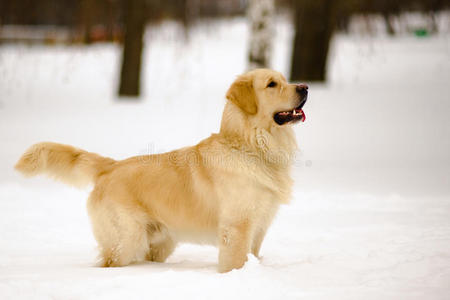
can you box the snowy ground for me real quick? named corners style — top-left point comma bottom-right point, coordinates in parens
top-left (0, 18), bottom-right (449, 299)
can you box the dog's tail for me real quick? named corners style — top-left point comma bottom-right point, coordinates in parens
top-left (15, 142), bottom-right (115, 187)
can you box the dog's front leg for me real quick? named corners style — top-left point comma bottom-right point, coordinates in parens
top-left (218, 220), bottom-right (252, 273)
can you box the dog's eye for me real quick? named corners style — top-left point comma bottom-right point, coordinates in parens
top-left (267, 81), bottom-right (277, 88)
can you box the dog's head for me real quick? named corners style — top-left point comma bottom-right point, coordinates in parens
top-left (226, 69), bottom-right (308, 127)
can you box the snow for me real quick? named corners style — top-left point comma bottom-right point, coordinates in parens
top-left (1, 17), bottom-right (450, 299)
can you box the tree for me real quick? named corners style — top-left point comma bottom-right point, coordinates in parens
top-left (80, 0), bottom-right (95, 44)
top-left (290, 0), bottom-right (339, 82)
top-left (118, 0), bottom-right (147, 97)
top-left (247, 0), bottom-right (275, 69)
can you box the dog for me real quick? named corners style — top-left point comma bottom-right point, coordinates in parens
top-left (15, 68), bottom-right (308, 273)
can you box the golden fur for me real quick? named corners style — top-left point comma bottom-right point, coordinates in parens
top-left (15, 69), bottom-right (302, 272)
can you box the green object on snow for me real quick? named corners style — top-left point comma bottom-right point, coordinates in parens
top-left (414, 28), bottom-right (428, 37)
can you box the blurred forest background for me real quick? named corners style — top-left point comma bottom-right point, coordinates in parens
top-left (1, 0), bottom-right (448, 97)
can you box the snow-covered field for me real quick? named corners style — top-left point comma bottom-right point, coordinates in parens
top-left (0, 18), bottom-right (449, 299)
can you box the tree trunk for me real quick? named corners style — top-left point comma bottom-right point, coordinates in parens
top-left (383, 13), bottom-right (395, 36)
top-left (80, 0), bottom-right (94, 44)
top-left (247, 0), bottom-right (275, 69)
top-left (290, 0), bottom-right (339, 82)
top-left (105, 0), bottom-right (115, 42)
top-left (118, 0), bottom-right (146, 97)
top-left (428, 12), bottom-right (438, 34)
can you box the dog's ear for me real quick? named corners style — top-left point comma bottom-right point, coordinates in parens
top-left (226, 76), bottom-right (257, 115)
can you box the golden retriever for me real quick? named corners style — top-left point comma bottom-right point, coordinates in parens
top-left (15, 68), bottom-right (308, 272)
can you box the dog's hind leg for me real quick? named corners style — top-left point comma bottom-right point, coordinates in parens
top-left (145, 222), bottom-right (177, 263)
top-left (87, 194), bottom-right (149, 267)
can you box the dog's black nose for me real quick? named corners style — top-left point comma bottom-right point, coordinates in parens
top-left (296, 84), bottom-right (308, 101)
top-left (296, 84), bottom-right (308, 94)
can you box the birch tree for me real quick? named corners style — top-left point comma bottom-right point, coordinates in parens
top-left (247, 0), bottom-right (275, 69)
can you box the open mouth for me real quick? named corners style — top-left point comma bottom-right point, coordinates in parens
top-left (273, 100), bottom-right (307, 126)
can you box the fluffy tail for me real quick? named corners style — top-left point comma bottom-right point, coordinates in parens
top-left (15, 142), bottom-right (115, 187)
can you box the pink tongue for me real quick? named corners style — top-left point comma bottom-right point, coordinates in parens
top-left (299, 109), bottom-right (306, 122)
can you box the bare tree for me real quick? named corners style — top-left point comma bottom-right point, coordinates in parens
top-left (290, 0), bottom-right (339, 82)
top-left (247, 0), bottom-right (275, 69)
top-left (80, 0), bottom-right (95, 44)
top-left (118, 0), bottom-right (147, 97)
